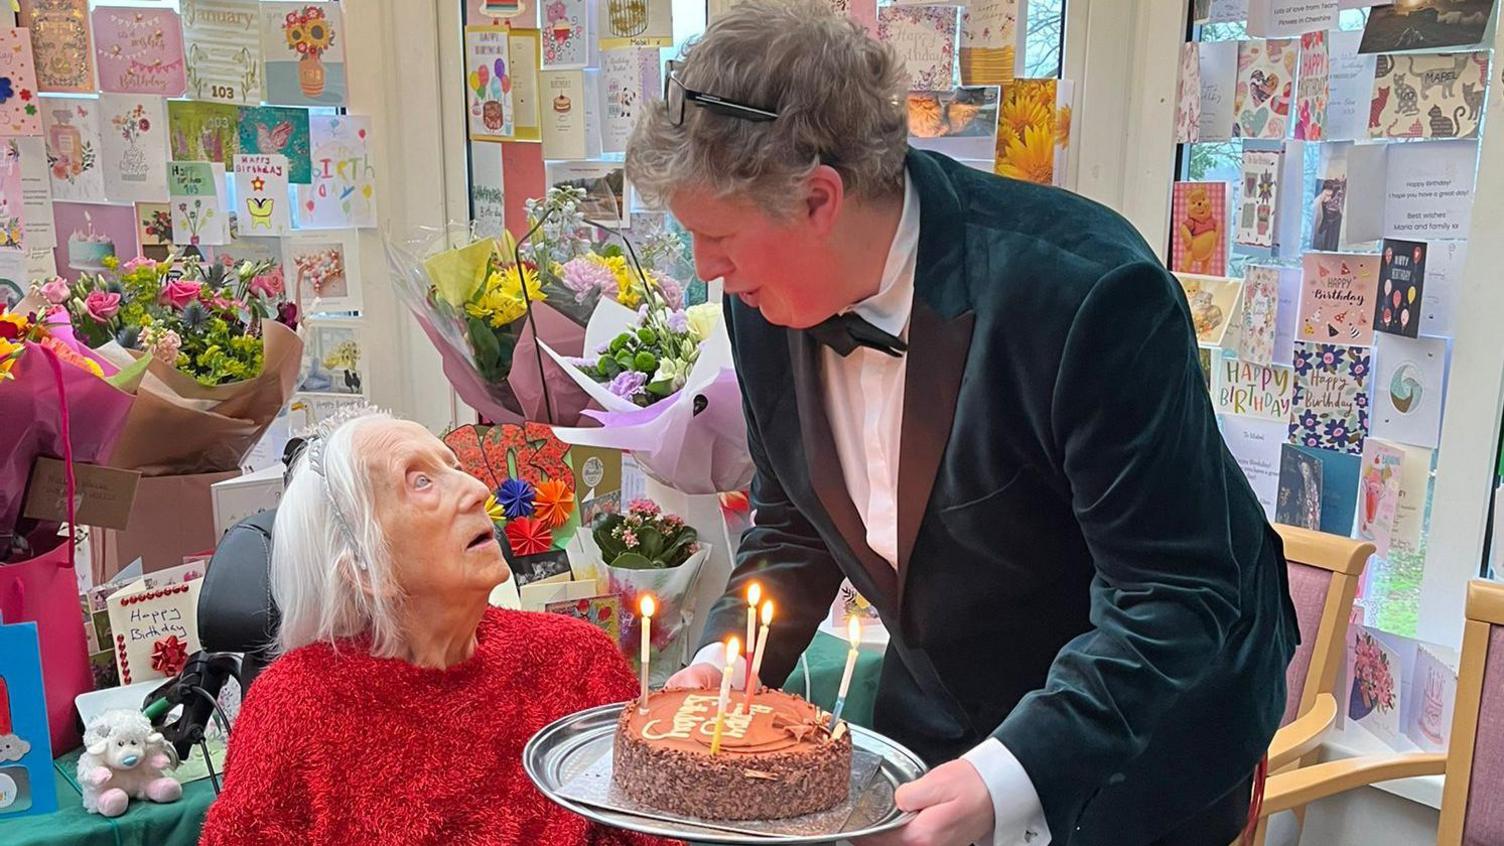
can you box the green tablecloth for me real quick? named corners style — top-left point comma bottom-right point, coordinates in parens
top-left (0, 750), bottom-right (214, 846)
top-left (780, 630), bottom-right (885, 729)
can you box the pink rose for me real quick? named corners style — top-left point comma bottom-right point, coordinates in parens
top-left (84, 291), bottom-right (121, 322)
top-left (121, 256), bottom-right (156, 274)
top-left (250, 268), bottom-right (284, 299)
top-left (40, 277), bottom-right (69, 304)
top-left (159, 280), bottom-right (204, 309)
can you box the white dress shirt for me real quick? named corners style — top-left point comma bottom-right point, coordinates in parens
top-left (700, 172), bottom-right (1049, 846)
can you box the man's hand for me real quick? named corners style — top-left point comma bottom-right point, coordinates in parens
top-left (856, 759), bottom-right (996, 846)
top-left (663, 662), bottom-right (723, 690)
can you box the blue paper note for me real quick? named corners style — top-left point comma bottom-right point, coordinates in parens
top-left (0, 622), bottom-right (58, 819)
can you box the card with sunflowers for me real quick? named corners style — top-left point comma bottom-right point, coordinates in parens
top-left (261, 1), bottom-right (347, 107)
top-left (995, 77), bottom-right (1072, 187)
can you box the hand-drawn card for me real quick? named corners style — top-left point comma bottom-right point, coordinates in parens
top-left (1238, 265), bottom-right (1282, 365)
top-left (232, 154), bottom-right (290, 235)
top-left (1236, 148), bottom-right (1282, 248)
top-left (168, 160), bottom-right (228, 246)
top-left (1371, 333), bottom-right (1446, 449)
top-left (908, 85), bottom-right (1000, 168)
top-left (19, 0), bottom-right (95, 94)
top-left (877, 5), bottom-right (960, 92)
top-left (92, 6), bottom-right (187, 96)
top-left (1359, 0), bottom-right (1494, 54)
top-left (1369, 51), bottom-right (1488, 140)
top-left (1356, 437), bottom-right (1404, 558)
top-left (297, 316), bottom-right (367, 394)
top-left (40, 96), bottom-right (106, 203)
top-left (1175, 42), bottom-right (1201, 143)
top-left (1213, 356), bottom-right (1295, 422)
top-left (168, 100), bottom-right (240, 164)
top-left (1175, 272), bottom-right (1242, 347)
top-left (237, 105), bottom-right (311, 184)
top-left (1299, 252), bottom-right (1381, 346)
top-left (1276, 443), bottom-right (1324, 530)
top-left (540, 0), bottom-right (595, 69)
top-left (105, 578), bottom-right (204, 686)
top-left (598, 0), bottom-right (673, 48)
top-left (1171, 182), bottom-right (1227, 276)
top-left (1221, 413), bottom-right (1287, 519)
top-left (1197, 40), bottom-right (1239, 142)
top-left (1289, 341), bottom-right (1371, 456)
top-left (15, 138), bottom-right (53, 249)
top-left (0, 142), bottom-right (25, 252)
top-left (135, 201), bottom-right (174, 260)
top-left (1374, 239), bottom-right (1425, 338)
top-left (1311, 142), bottom-right (1348, 251)
top-left (1246, 0), bottom-right (1338, 38)
top-left (599, 47), bottom-right (660, 155)
top-left (544, 594), bottom-right (622, 642)
top-left (0, 621), bottom-right (60, 819)
top-left (1295, 30), bottom-right (1328, 140)
top-left (1421, 240), bottom-right (1465, 336)
top-left (466, 25), bottom-right (514, 141)
top-left (98, 93), bottom-right (170, 203)
top-left (1233, 37), bottom-right (1297, 139)
top-left (285, 230), bottom-right (362, 314)
top-left (0, 29), bottom-right (43, 136)
top-left (262, 2), bottom-right (347, 107)
top-left (959, 0), bottom-right (1018, 86)
top-left (296, 114), bottom-right (378, 229)
top-left (51, 201), bottom-right (138, 279)
top-left (546, 160), bottom-right (627, 227)
top-left (182, 0), bottom-right (262, 105)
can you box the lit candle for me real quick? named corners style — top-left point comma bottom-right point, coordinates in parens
top-left (744, 582), bottom-right (762, 673)
top-left (638, 595), bottom-right (655, 712)
top-left (709, 636), bottom-right (741, 756)
top-left (830, 617), bottom-right (861, 726)
top-left (743, 600), bottom-right (774, 709)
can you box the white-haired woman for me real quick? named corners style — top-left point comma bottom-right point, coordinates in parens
top-left (200, 412), bottom-right (679, 846)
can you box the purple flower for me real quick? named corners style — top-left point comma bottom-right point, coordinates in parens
top-left (608, 370), bottom-right (647, 400)
top-left (1349, 355), bottom-right (1369, 381)
top-left (1354, 392), bottom-right (1369, 410)
top-left (1323, 419), bottom-right (1349, 443)
top-left (652, 272), bottom-right (684, 310)
top-left (666, 310), bottom-right (689, 334)
top-left (1298, 410), bottom-right (1320, 431)
top-left (560, 255), bottom-right (616, 303)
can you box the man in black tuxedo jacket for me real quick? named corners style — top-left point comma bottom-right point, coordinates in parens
top-left (625, 4), bottom-right (1298, 845)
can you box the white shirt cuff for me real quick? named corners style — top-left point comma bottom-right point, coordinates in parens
top-left (691, 642), bottom-right (750, 690)
top-left (962, 737), bottom-right (1052, 846)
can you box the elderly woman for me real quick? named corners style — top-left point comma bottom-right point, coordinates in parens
top-left (200, 411), bottom-right (677, 845)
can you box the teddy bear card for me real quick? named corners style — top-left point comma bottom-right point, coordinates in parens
top-left (0, 621), bottom-right (58, 819)
top-left (1173, 272), bottom-right (1242, 348)
top-left (1171, 181), bottom-right (1228, 277)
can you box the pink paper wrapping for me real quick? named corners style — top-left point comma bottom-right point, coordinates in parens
top-left (507, 303), bottom-right (597, 427)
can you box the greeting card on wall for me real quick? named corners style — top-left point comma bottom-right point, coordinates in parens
top-left (1221, 414), bottom-right (1287, 519)
top-left (1170, 182), bottom-right (1227, 276)
top-left (1371, 333), bottom-right (1446, 449)
top-left (211, 233), bottom-right (281, 271)
top-left (135, 201), bottom-right (173, 260)
top-left (1295, 30), bottom-right (1328, 140)
top-left (507, 29), bottom-right (543, 143)
top-left (262, 2), bottom-right (347, 107)
top-left (1421, 240), bottom-right (1465, 336)
top-left (1238, 265), bottom-right (1282, 365)
top-left (821, 0), bottom-right (879, 34)
top-left (546, 160), bottom-right (628, 227)
top-left (907, 85), bottom-right (1000, 169)
top-left (1175, 43), bottom-right (1201, 143)
top-left (1368, 52), bottom-right (1488, 139)
top-left (285, 230), bottom-right (362, 314)
top-left (1174, 273), bottom-right (1242, 347)
top-left (599, 47), bottom-right (661, 155)
top-left (181, 0), bottom-right (262, 105)
top-left (1289, 341), bottom-right (1371, 455)
top-left (466, 26), bottom-right (513, 141)
top-left (1322, 28), bottom-right (1373, 141)
top-left (91, 6), bottom-right (187, 96)
top-left (995, 79), bottom-right (1069, 185)
top-left (1391, 442), bottom-right (1433, 554)
top-left (468, 0), bottom-right (538, 25)
top-left (959, 0), bottom-right (1018, 86)
top-left (1383, 139), bottom-right (1478, 240)
top-left (19, 0), bottom-right (95, 94)
top-left (40, 97), bottom-right (105, 203)
top-left (1272, 264), bottom-right (1302, 365)
top-left (1236, 148), bottom-right (1282, 248)
top-left (168, 100), bottom-right (240, 164)
top-left (167, 160), bottom-right (228, 247)
top-left (15, 137), bottom-right (54, 249)
top-left (231, 154), bottom-right (290, 235)
top-left (1359, 0), bottom-right (1494, 54)
top-left (599, 0), bottom-right (673, 49)
top-left (105, 578), bottom-right (204, 686)
top-left (98, 93), bottom-right (170, 203)
top-left (237, 106), bottom-right (311, 184)
top-left (1196, 40), bottom-right (1239, 141)
top-left (297, 316), bottom-right (367, 393)
top-left (0, 621), bottom-right (60, 819)
top-left (1276, 442), bottom-right (1323, 529)
top-left (1374, 238), bottom-right (1425, 338)
top-left (540, 0), bottom-right (595, 69)
top-left (1311, 141), bottom-right (1348, 251)
top-left (877, 5), bottom-right (960, 92)
top-left (470, 140), bottom-right (504, 239)
top-left (0, 146), bottom-right (24, 256)
top-left (52, 201), bottom-right (138, 279)
top-left (1356, 437), bottom-right (1403, 558)
top-left (1299, 252), bottom-right (1380, 346)
top-left (0, 30), bottom-right (43, 136)
top-left (540, 69), bottom-right (600, 160)
top-left (1232, 38), bottom-right (1297, 139)
top-left (297, 114), bottom-right (377, 230)
top-left (1246, 0), bottom-right (1338, 38)
top-left (1213, 357), bottom-right (1294, 422)
top-left (1405, 644), bottom-right (1457, 753)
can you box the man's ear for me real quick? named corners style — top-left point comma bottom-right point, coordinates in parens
top-left (803, 164), bottom-right (845, 236)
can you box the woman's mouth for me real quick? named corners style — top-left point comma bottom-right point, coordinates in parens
top-left (467, 529), bottom-right (496, 551)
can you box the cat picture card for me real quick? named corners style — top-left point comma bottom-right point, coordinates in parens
top-left (1299, 252), bottom-right (1381, 346)
top-left (1368, 51), bottom-right (1488, 140)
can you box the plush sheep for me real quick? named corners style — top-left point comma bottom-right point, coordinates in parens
top-left (76, 709), bottom-right (182, 817)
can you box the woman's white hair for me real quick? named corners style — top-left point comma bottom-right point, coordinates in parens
top-left (270, 411), bottom-right (407, 657)
top-left (626, 0), bottom-right (908, 216)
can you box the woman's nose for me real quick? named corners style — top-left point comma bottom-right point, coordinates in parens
top-left (458, 470), bottom-right (490, 509)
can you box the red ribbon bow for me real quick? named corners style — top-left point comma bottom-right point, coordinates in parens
top-left (151, 635), bottom-right (189, 677)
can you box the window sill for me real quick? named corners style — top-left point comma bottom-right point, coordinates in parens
top-left (1316, 720), bottom-right (1445, 810)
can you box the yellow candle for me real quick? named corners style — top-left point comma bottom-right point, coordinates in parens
top-left (745, 582), bottom-right (762, 671)
top-left (743, 600), bottom-right (775, 709)
top-left (709, 636), bottom-right (741, 755)
top-left (638, 595), bottom-right (655, 712)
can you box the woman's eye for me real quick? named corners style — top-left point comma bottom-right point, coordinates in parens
top-left (413, 473), bottom-right (431, 489)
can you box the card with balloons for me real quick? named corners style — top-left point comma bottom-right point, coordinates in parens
top-left (466, 25), bottom-right (515, 141)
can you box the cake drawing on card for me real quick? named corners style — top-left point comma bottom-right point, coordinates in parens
top-left (67, 212), bottom-right (116, 271)
top-left (1418, 668), bottom-right (1446, 746)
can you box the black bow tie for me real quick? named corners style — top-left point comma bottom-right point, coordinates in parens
top-left (806, 312), bottom-right (908, 358)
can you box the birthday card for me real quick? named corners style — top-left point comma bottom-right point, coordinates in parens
top-left (0, 29), bottom-right (43, 136)
top-left (1221, 413), bottom-right (1287, 519)
top-left (1232, 37), bottom-right (1297, 140)
top-left (41, 96), bottom-right (107, 203)
top-left (0, 142), bottom-right (25, 252)
top-left (599, 47), bottom-right (661, 155)
top-left (296, 114), bottom-right (378, 229)
top-left (261, 1), bottom-right (347, 107)
top-left (1237, 265), bottom-right (1282, 366)
top-left (1359, 0), bottom-right (1494, 54)
top-left (878, 5), bottom-right (960, 92)
top-left (1295, 30), bottom-right (1328, 140)
top-left (105, 577), bottom-right (204, 686)
top-left (51, 201), bottom-right (139, 282)
top-left (1323, 29), bottom-right (1374, 142)
top-left (98, 93), bottom-right (170, 203)
top-left (181, 0), bottom-right (263, 105)
top-left (1174, 43), bottom-right (1201, 143)
top-left (284, 229), bottom-right (362, 314)
top-left (167, 160), bottom-right (229, 247)
top-left (1348, 626), bottom-right (1403, 747)
top-left (466, 25), bottom-right (514, 142)
top-left (91, 6), bottom-right (187, 96)
top-left (1213, 356), bottom-right (1294, 423)
top-left (540, 69), bottom-right (600, 161)
top-left (1356, 437), bottom-right (1404, 559)
top-left (1299, 252), bottom-right (1380, 346)
top-left (1371, 333), bottom-right (1446, 450)
top-left (540, 0), bottom-right (596, 70)
top-left (1235, 148), bottom-right (1283, 249)
top-left (1196, 40), bottom-right (1239, 141)
top-left (1374, 239), bottom-right (1426, 338)
top-left (0, 622), bottom-right (58, 819)
top-left (237, 106), bottom-right (312, 184)
top-left (1275, 443), bottom-right (1323, 530)
top-left (19, 0), bottom-right (96, 94)
top-left (1368, 52), bottom-right (1488, 140)
top-left (1174, 272), bottom-right (1241, 347)
top-left (168, 100), bottom-right (241, 164)
top-left (232, 154), bottom-right (292, 236)
top-left (297, 316), bottom-right (368, 395)
top-left (959, 0), bottom-right (1019, 86)
top-left (1170, 182), bottom-right (1227, 277)
top-left (1289, 341), bottom-right (1371, 456)
top-left (908, 85), bottom-right (1001, 172)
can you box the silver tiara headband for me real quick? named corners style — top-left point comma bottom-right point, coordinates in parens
top-left (304, 404), bottom-right (384, 571)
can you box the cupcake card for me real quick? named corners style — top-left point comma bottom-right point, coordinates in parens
top-left (540, 68), bottom-right (601, 161)
top-left (878, 5), bottom-right (960, 92)
top-left (540, 0), bottom-right (597, 70)
top-left (98, 93), bottom-right (171, 204)
top-left (91, 6), bottom-right (187, 96)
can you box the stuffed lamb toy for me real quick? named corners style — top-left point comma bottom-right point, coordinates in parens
top-left (77, 709), bottom-right (182, 817)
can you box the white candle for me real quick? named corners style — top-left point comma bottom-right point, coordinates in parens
top-left (831, 617), bottom-right (861, 725)
top-left (744, 582), bottom-right (762, 671)
top-left (743, 600), bottom-right (774, 709)
top-left (709, 636), bottom-right (741, 755)
top-left (638, 595), bottom-right (655, 712)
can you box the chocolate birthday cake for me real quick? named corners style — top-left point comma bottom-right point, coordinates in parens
top-left (613, 688), bottom-right (852, 820)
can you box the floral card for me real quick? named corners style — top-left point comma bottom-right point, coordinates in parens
top-left (0, 29), bottom-right (43, 136)
top-left (91, 6), bottom-right (186, 96)
top-left (877, 5), bottom-right (960, 92)
top-left (599, 47), bottom-right (660, 155)
top-left (1174, 272), bottom-right (1242, 347)
top-left (50, 201), bottom-right (137, 280)
top-left (261, 2), bottom-right (347, 107)
top-left (168, 100), bottom-right (240, 164)
top-left (1238, 265), bottom-right (1282, 365)
top-left (284, 229), bottom-right (362, 314)
top-left (105, 577), bottom-right (204, 686)
top-left (1295, 30), bottom-right (1328, 140)
top-left (297, 315), bottom-right (367, 393)
top-left (1221, 413), bottom-right (1287, 519)
top-left (167, 160), bottom-right (228, 247)
top-left (1359, 0), bottom-right (1494, 54)
top-left (1289, 341), bottom-right (1371, 456)
top-left (466, 25), bottom-right (513, 142)
top-left (1235, 148), bottom-right (1282, 248)
top-left (296, 114), bottom-right (378, 230)
top-left (1232, 37), bottom-right (1297, 139)
top-left (135, 201), bottom-right (174, 260)
top-left (1374, 239), bottom-right (1425, 338)
top-left (1371, 333), bottom-right (1446, 450)
top-left (40, 97), bottom-right (105, 203)
top-left (181, 0), bottom-right (262, 105)
top-left (98, 93), bottom-right (169, 203)
top-left (1276, 443), bottom-right (1323, 530)
top-left (1299, 252), bottom-right (1380, 346)
top-left (1213, 356), bottom-right (1294, 422)
top-left (544, 594), bottom-right (622, 642)
top-left (232, 154), bottom-right (290, 235)
top-left (0, 142), bottom-right (25, 252)
top-left (995, 78), bottom-right (1070, 185)
top-left (959, 0), bottom-right (1018, 86)
top-left (1170, 182), bottom-right (1227, 276)
top-left (1356, 437), bottom-right (1403, 558)
top-left (540, 0), bottom-right (594, 70)
top-left (1175, 42), bottom-right (1201, 143)
top-left (1368, 52), bottom-right (1488, 140)
top-left (1348, 627), bottom-right (1402, 746)
top-left (237, 105), bottom-right (311, 184)
top-left (19, 0), bottom-right (95, 94)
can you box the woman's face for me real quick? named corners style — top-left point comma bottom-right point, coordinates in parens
top-left (361, 420), bottom-right (509, 603)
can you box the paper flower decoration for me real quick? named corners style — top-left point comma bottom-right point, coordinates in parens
top-left (505, 515), bottom-right (552, 556)
top-left (151, 635), bottom-right (189, 677)
top-left (534, 479), bottom-right (575, 529)
top-left (485, 493), bottom-right (505, 524)
top-left (497, 478), bottom-right (536, 519)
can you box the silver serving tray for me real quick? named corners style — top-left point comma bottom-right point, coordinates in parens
top-left (524, 702), bottom-right (927, 844)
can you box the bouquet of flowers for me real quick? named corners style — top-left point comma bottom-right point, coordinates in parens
top-left (592, 498), bottom-right (699, 570)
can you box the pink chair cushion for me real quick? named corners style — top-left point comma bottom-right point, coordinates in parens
top-left (1463, 625), bottom-right (1504, 845)
top-left (1281, 561), bottom-right (1333, 726)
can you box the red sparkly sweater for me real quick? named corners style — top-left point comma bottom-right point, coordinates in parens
top-left (200, 608), bottom-right (681, 846)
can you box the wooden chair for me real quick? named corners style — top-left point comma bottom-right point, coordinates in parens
top-left (1251, 579), bottom-right (1504, 844)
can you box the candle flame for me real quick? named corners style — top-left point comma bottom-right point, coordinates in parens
top-left (640, 595), bottom-right (655, 617)
top-left (747, 582), bottom-right (761, 606)
top-left (726, 636), bottom-right (741, 663)
top-left (761, 599), bottom-right (774, 625)
top-left (848, 616), bottom-right (862, 645)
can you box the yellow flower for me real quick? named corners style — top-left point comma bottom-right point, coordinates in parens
top-left (0, 312), bottom-right (29, 334)
top-left (1056, 104), bottom-right (1072, 149)
top-left (101, 255), bottom-right (119, 270)
top-left (1001, 90), bottom-right (1051, 141)
top-left (997, 124), bottom-right (1056, 186)
top-left (0, 337), bottom-right (21, 380)
top-left (592, 254), bottom-right (641, 308)
top-left (464, 264), bottom-right (546, 328)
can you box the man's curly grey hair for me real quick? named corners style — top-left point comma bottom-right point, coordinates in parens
top-left (626, 0), bottom-right (909, 217)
